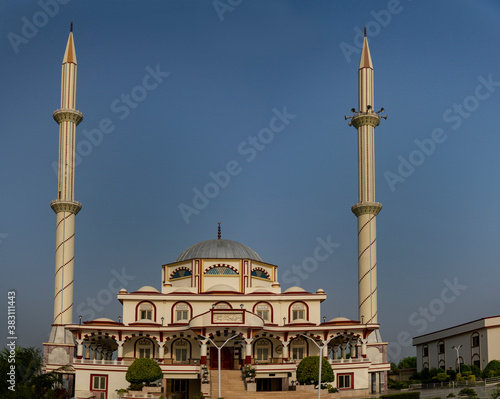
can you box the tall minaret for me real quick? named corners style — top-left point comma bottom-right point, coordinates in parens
top-left (50, 23), bottom-right (83, 326)
top-left (346, 29), bottom-right (386, 326)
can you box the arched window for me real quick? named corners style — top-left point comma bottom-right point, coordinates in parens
top-left (254, 338), bottom-right (272, 363)
top-left (290, 302), bottom-right (307, 321)
top-left (437, 340), bottom-right (445, 355)
top-left (290, 337), bottom-right (307, 361)
top-left (205, 264), bottom-right (238, 275)
top-left (137, 302), bottom-right (156, 321)
top-left (251, 268), bottom-right (270, 280)
top-left (170, 267), bottom-right (192, 280)
top-left (471, 354), bottom-right (480, 368)
top-left (172, 339), bottom-right (190, 363)
top-left (423, 362), bottom-right (429, 369)
top-left (438, 360), bottom-right (446, 369)
top-left (174, 302), bottom-right (191, 322)
top-left (254, 302), bottom-right (272, 322)
top-left (471, 332), bottom-right (480, 348)
top-left (135, 337), bottom-right (154, 359)
top-left (422, 345), bottom-right (428, 357)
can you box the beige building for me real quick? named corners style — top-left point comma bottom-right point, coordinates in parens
top-left (413, 316), bottom-right (500, 372)
top-left (42, 27), bottom-right (390, 399)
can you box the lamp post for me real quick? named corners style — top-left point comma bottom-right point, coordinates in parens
top-left (302, 334), bottom-right (333, 399)
top-left (452, 345), bottom-right (462, 376)
top-left (200, 334), bottom-right (239, 399)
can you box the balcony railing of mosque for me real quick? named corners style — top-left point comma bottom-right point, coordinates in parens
top-left (73, 358), bottom-right (202, 366)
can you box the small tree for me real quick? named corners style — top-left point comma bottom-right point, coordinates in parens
top-left (435, 372), bottom-right (448, 386)
top-left (126, 358), bottom-right (163, 387)
top-left (482, 360), bottom-right (500, 379)
top-left (296, 356), bottom-right (334, 386)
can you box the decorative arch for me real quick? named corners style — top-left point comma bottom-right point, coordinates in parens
top-left (171, 338), bottom-right (192, 363)
top-left (205, 264), bottom-right (239, 275)
top-left (437, 340), bottom-right (445, 355)
top-left (134, 337), bottom-right (155, 359)
top-left (135, 301), bottom-right (157, 322)
top-left (251, 267), bottom-right (270, 280)
top-left (253, 338), bottom-right (273, 363)
top-left (438, 359), bottom-right (446, 369)
top-left (170, 267), bottom-right (192, 280)
top-left (289, 336), bottom-right (308, 360)
top-left (214, 301), bottom-right (232, 309)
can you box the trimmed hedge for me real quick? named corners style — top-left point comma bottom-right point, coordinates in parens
top-left (380, 392), bottom-right (420, 399)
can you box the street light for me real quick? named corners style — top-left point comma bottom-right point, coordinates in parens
top-left (200, 334), bottom-right (240, 399)
top-left (301, 334), bottom-right (334, 399)
top-left (452, 345), bottom-right (462, 376)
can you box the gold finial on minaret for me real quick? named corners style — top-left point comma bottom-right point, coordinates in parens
top-left (345, 33), bottom-right (386, 326)
top-left (217, 222), bottom-right (221, 240)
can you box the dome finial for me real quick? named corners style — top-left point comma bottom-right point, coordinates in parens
top-left (217, 222), bottom-right (221, 240)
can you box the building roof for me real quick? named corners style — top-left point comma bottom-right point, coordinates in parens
top-left (176, 239), bottom-right (263, 262)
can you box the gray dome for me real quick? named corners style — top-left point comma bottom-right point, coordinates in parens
top-left (176, 239), bottom-right (262, 262)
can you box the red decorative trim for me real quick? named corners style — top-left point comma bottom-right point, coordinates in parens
top-left (337, 372), bottom-right (354, 390)
top-left (89, 374), bottom-right (108, 395)
top-left (170, 266), bottom-right (192, 279)
top-left (204, 263), bottom-right (239, 275)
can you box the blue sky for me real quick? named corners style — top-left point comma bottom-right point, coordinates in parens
top-left (1, 0), bottom-right (500, 362)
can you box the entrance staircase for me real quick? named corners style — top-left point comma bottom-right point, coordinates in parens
top-left (210, 370), bottom-right (331, 399)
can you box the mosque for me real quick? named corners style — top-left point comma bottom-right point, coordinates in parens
top-left (42, 26), bottom-right (390, 399)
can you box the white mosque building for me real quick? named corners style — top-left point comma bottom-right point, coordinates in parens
top-left (42, 26), bottom-right (390, 399)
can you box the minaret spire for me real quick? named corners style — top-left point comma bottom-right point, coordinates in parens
top-left (50, 27), bottom-right (84, 326)
top-left (345, 35), bottom-right (386, 326)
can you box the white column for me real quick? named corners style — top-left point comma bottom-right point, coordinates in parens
top-left (117, 341), bottom-right (124, 361)
top-left (158, 342), bottom-right (165, 363)
top-left (340, 344), bottom-right (347, 360)
top-left (282, 341), bottom-right (289, 362)
top-left (245, 339), bottom-right (253, 364)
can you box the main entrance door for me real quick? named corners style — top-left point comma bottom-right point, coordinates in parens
top-left (209, 347), bottom-right (234, 369)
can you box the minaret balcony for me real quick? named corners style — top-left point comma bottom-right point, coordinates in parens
top-left (351, 113), bottom-right (380, 129)
top-left (50, 200), bottom-right (82, 215)
top-left (53, 108), bottom-right (84, 125)
top-left (351, 202), bottom-right (382, 217)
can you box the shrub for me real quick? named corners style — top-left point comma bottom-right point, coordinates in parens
top-left (126, 358), bottom-right (162, 387)
top-left (447, 393), bottom-right (456, 398)
top-left (458, 388), bottom-right (477, 398)
top-left (296, 356), bottom-right (334, 385)
top-left (483, 360), bottom-right (500, 379)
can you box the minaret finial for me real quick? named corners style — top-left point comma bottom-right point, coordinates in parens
top-left (364, 26), bottom-right (366, 37)
top-left (217, 222), bottom-right (221, 239)
top-left (70, 21), bottom-right (73, 33)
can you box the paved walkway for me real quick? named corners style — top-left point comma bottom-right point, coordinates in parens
top-left (389, 384), bottom-right (499, 399)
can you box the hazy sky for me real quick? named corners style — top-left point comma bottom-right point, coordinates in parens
top-left (1, 0), bottom-right (500, 362)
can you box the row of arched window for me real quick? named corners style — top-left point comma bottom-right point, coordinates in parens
top-left (169, 265), bottom-right (271, 280)
top-left (132, 336), bottom-right (309, 362)
top-left (136, 300), bottom-right (310, 323)
top-left (421, 332), bottom-right (481, 369)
